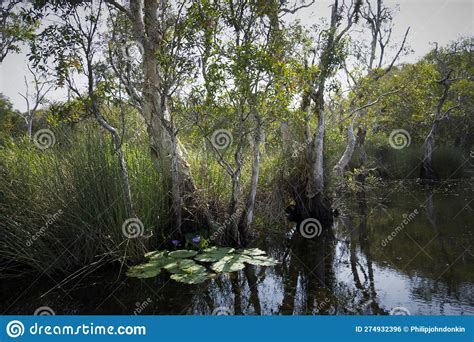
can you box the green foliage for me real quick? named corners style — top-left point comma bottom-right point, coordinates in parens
top-left (329, 37), bottom-right (474, 184)
top-left (0, 1), bottom-right (37, 61)
top-left (47, 98), bottom-right (87, 125)
top-left (0, 94), bottom-right (19, 143)
top-left (353, 39), bottom-right (473, 150)
top-left (0, 125), bottom-right (166, 276)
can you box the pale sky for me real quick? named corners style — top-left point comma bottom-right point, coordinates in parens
top-left (1, 0), bottom-right (473, 112)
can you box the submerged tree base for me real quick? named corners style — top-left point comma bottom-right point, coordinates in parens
top-left (419, 162), bottom-right (439, 184)
top-left (286, 193), bottom-right (335, 237)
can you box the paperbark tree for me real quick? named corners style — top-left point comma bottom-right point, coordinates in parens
top-left (294, 0), bottom-right (362, 226)
top-left (17, 65), bottom-right (53, 138)
top-left (189, 0), bottom-right (303, 245)
top-left (238, 0), bottom-right (283, 244)
top-left (29, 1), bottom-right (136, 219)
top-left (105, 0), bottom-right (201, 234)
top-left (197, 0), bottom-right (271, 245)
top-left (419, 43), bottom-right (466, 181)
top-left (333, 0), bottom-right (409, 179)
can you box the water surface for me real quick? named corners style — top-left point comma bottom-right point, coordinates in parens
top-left (2, 181), bottom-right (473, 315)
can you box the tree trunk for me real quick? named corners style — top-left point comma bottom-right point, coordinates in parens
top-left (333, 112), bottom-right (358, 178)
top-left (138, 1), bottom-right (195, 232)
top-left (356, 124), bottom-right (367, 167)
top-left (239, 114), bottom-right (262, 245)
top-left (84, 30), bottom-right (135, 219)
top-left (419, 45), bottom-right (457, 182)
top-left (226, 100), bottom-right (247, 245)
top-left (103, 0), bottom-right (214, 234)
top-left (144, 97), bottom-right (195, 233)
top-left (420, 121), bottom-right (439, 181)
top-left (243, 265), bottom-right (261, 314)
top-left (115, 137), bottom-right (135, 218)
top-left (26, 114), bottom-right (33, 139)
top-left (307, 1), bottom-right (339, 195)
top-left (308, 91), bottom-right (326, 197)
top-left (170, 131), bottom-right (184, 232)
top-left (294, 2), bottom-right (341, 230)
top-left (280, 119), bottom-right (292, 160)
top-left (228, 159), bottom-right (243, 245)
top-left (313, 110), bottom-right (325, 194)
top-left (93, 108), bottom-right (135, 218)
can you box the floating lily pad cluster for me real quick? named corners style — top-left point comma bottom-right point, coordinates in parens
top-left (126, 247), bottom-right (278, 284)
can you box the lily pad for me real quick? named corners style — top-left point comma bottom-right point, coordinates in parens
top-left (126, 262), bottom-right (162, 279)
top-left (170, 272), bottom-right (209, 284)
top-left (150, 257), bottom-right (175, 267)
top-left (127, 246), bottom-right (278, 284)
top-left (169, 250), bottom-right (198, 258)
top-left (144, 250), bottom-right (168, 259)
top-left (195, 247), bottom-right (235, 262)
top-left (146, 256), bottom-right (174, 268)
top-left (211, 253), bottom-right (278, 271)
top-left (164, 259), bottom-right (197, 274)
top-left (203, 247), bottom-right (235, 254)
top-left (167, 261), bottom-right (208, 284)
top-left (244, 255), bottom-right (279, 267)
top-left (181, 263), bottom-right (207, 274)
top-left (211, 255), bottom-right (246, 273)
top-left (126, 268), bottom-right (162, 279)
top-left (239, 248), bottom-right (266, 256)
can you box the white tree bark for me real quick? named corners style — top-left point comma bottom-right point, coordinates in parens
top-left (239, 113), bottom-right (262, 244)
top-left (310, 100), bottom-right (326, 195)
top-left (94, 108), bottom-right (136, 218)
top-left (336, 0), bottom-right (409, 179)
top-left (421, 45), bottom-right (461, 181)
top-left (333, 112), bottom-right (358, 178)
top-left (18, 67), bottom-right (53, 139)
top-left (128, 0), bottom-right (195, 231)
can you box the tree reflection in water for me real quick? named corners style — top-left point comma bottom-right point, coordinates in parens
top-left (1, 182), bottom-right (473, 315)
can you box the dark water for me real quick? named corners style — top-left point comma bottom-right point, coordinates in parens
top-left (2, 181), bottom-right (473, 315)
